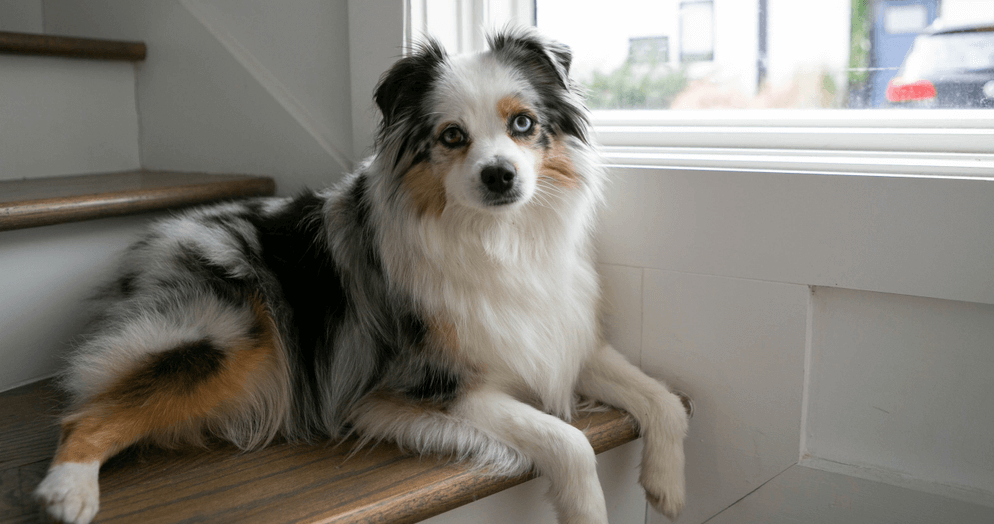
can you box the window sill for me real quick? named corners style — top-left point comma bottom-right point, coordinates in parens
top-left (592, 109), bottom-right (994, 157)
top-left (599, 146), bottom-right (994, 179)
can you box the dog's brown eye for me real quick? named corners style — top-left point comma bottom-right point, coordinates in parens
top-left (441, 126), bottom-right (467, 147)
top-left (511, 114), bottom-right (534, 134)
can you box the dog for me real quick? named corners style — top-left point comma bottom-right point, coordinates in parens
top-left (34, 27), bottom-right (689, 524)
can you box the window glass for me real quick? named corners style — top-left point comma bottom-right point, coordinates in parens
top-left (534, 0), bottom-right (994, 110)
top-left (884, 4), bottom-right (929, 34)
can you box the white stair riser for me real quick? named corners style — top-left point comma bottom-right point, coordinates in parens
top-left (0, 54), bottom-right (140, 180)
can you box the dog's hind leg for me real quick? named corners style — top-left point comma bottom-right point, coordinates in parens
top-left (576, 344), bottom-right (689, 521)
top-left (34, 297), bottom-right (286, 524)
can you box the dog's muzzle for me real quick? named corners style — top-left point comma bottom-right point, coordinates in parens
top-left (480, 160), bottom-right (518, 205)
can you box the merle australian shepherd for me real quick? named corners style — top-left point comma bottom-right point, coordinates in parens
top-left (35, 28), bottom-right (688, 524)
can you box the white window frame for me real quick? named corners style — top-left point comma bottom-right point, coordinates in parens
top-left (593, 109), bottom-right (994, 177)
top-left (407, 0), bottom-right (535, 55)
top-left (405, 0), bottom-right (994, 179)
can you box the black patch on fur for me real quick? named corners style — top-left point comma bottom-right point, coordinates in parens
top-left (342, 177), bottom-right (382, 270)
top-left (118, 338), bottom-right (225, 401)
top-left (393, 314), bottom-right (461, 404)
top-left (374, 39), bottom-right (447, 169)
top-left (126, 233), bottom-right (158, 252)
top-left (117, 272), bottom-right (138, 297)
top-left (405, 363), bottom-right (460, 403)
top-left (247, 309), bottom-right (268, 341)
top-left (248, 191), bottom-right (345, 402)
top-left (537, 129), bottom-right (551, 150)
top-left (174, 245), bottom-right (252, 306)
top-left (400, 313), bottom-right (428, 347)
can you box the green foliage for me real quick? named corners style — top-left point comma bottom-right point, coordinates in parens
top-left (848, 0), bottom-right (871, 86)
top-left (581, 61), bottom-right (689, 110)
top-left (821, 71), bottom-right (843, 108)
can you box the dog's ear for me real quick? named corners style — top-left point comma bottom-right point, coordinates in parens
top-left (374, 39), bottom-right (447, 129)
top-left (488, 27), bottom-right (573, 91)
top-left (488, 27), bottom-right (589, 142)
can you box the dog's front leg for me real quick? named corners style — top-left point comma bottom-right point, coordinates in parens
top-left (453, 387), bottom-right (609, 524)
top-left (576, 345), bottom-right (689, 521)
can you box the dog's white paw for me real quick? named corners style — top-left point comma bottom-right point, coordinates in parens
top-left (640, 464), bottom-right (685, 521)
top-left (34, 462), bottom-right (101, 524)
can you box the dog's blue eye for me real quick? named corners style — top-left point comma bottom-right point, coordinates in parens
top-left (511, 115), bottom-right (534, 134)
top-left (441, 126), bottom-right (467, 147)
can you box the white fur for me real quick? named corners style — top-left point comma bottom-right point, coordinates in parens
top-left (578, 346), bottom-right (689, 519)
top-left (34, 461), bottom-right (101, 524)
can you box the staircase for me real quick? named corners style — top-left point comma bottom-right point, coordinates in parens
top-left (0, 30), bottom-right (276, 395)
top-left (0, 30), bottom-right (276, 232)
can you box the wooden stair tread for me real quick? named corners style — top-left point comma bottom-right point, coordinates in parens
top-left (0, 170), bottom-right (277, 231)
top-left (0, 31), bottom-right (145, 61)
top-left (0, 379), bottom-right (639, 523)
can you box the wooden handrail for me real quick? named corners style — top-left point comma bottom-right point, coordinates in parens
top-left (0, 31), bottom-right (146, 61)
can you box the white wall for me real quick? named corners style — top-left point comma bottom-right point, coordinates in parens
top-left (347, 0), bottom-right (409, 160)
top-left (0, 0), bottom-right (42, 32)
top-left (806, 287), bottom-right (994, 503)
top-left (0, 55), bottom-right (141, 180)
top-left (423, 442), bottom-right (646, 524)
top-left (42, 0), bottom-right (356, 193)
top-left (596, 165), bottom-right (994, 524)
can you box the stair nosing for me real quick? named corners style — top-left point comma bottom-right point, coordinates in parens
top-left (0, 31), bottom-right (146, 61)
top-left (0, 170), bottom-right (276, 231)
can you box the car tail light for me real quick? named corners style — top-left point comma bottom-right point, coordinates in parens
top-left (886, 78), bottom-right (937, 103)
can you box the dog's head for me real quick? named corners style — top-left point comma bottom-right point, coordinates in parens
top-left (373, 27), bottom-right (590, 217)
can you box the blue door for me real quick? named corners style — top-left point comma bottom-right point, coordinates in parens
top-left (871, 0), bottom-right (939, 107)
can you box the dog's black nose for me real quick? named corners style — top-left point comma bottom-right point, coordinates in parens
top-left (481, 162), bottom-right (516, 194)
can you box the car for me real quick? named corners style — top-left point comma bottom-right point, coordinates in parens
top-left (887, 22), bottom-right (994, 108)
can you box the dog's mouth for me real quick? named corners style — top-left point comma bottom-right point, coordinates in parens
top-left (481, 191), bottom-right (522, 207)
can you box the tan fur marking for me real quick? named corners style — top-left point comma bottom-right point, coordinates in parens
top-left (402, 161), bottom-right (447, 218)
top-left (540, 139), bottom-right (580, 189)
top-left (497, 96), bottom-right (529, 121)
top-left (53, 297), bottom-right (279, 465)
top-left (429, 317), bottom-right (460, 354)
top-left (363, 391), bottom-right (445, 417)
top-left (427, 316), bottom-right (487, 380)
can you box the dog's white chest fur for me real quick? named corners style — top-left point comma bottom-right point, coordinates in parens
top-left (429, 214), bottom-right (601, 416)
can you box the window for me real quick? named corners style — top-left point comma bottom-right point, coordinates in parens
top-left (679, 1), bottom-right (714, 63)
top-left (408, 0), bottom-right (994, 172)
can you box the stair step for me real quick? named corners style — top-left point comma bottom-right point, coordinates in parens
top-left (1, 379), bottom-right (639, 523)
top-left (0, 170), bottom-right (277, 231)
top-left (0, 31), bottom-right (145, 61)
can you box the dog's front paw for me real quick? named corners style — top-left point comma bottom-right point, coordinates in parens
top-left (640, 465), bottom-right (685, 521)
top-left (34, 462), bottom-right (101, 524)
